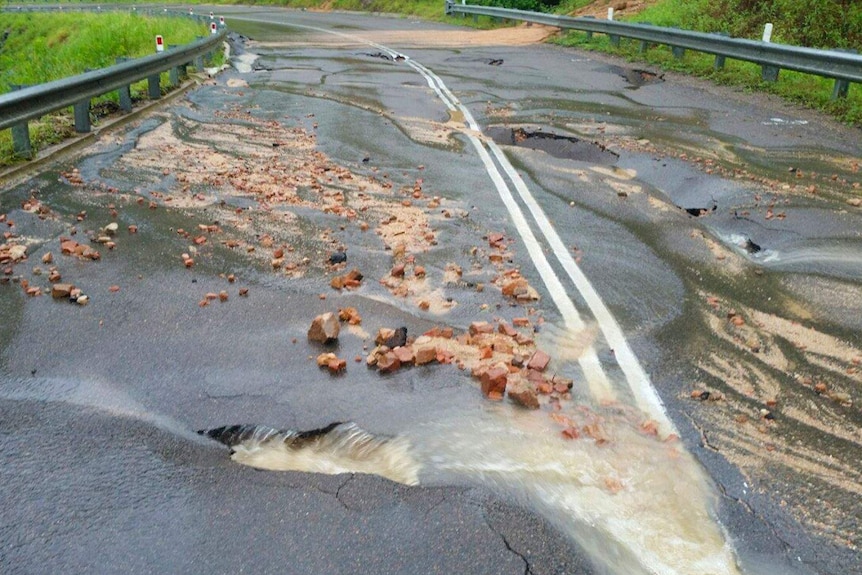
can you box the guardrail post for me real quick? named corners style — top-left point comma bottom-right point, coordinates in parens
top-left (73, 71), bottom-right (91, 133)
top-left (168, 45), bottom-right (180, 86)
top-left (10, 85), bottom-right (33, 159)
top-left (831, 49), bottom-right (856, 99)
top-left (668, 29), bottom-right (685, 59)
top-left (584, 15), bottom-right (595, 40)
top-left (147, 74), bottom-right (161, 99)
top-left (832, 78), bottom-right (850, 99)
top-left (73, 99), bottom-right (90, 133)
top-left (761, 65), bottom-right (780, 82)
top-left (713, 32), bottom-right (729, 69)
top-left (639, 22), bottom-right (652, 53)
top-left (115, 57), bottom-right (133, 111)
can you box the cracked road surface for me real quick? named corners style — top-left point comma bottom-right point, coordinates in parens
top-left (2, 6), bottom-right (861, 575)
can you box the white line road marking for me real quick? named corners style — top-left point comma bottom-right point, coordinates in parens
top-left (241, 17), bottom-right (675, 435)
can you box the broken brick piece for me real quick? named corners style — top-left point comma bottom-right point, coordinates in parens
top-left (507, 378), bottom-right (540, 409)
top-left (393, 346), bottom-right (415, 365)
top-left (527, 350), bottom-right (551, 371)
top-left (413, 337), bottom-right (438, 365)
top-left (469, 321), bottom-right (494, 336)
top-left (478, 364), bottom-right (509, 398)
top-left (376, 351), bottom-right (401, 374)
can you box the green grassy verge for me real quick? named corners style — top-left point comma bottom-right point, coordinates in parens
top-left (0, 11), bottom-right (221, 167)
top-left (550, 31), bottom-right (862, 127)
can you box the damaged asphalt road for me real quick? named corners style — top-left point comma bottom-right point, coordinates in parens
top-left (2, 6), bottom-right (862, 575)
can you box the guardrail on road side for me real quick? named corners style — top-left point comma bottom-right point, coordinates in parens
top-left (0, 8), bottom-right (227, 159)
top-left (445, 2), bottom-right (861, 99)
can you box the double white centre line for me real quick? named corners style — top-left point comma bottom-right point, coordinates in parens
top-left (249, 18), bottom-right (676, 436)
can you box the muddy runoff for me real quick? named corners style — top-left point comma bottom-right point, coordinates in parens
top-left (2, 96), bottom-right (739, 573)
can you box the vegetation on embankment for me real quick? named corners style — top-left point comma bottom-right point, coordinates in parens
top-left (549, 0), bottom-right (862, 126)
top-left (626, 0), bottom-right (862, 50)
top-left (0, 11), bottom-right (219, 166)
top-left (551, 31), bottom-right (862, 126)
top-left (0, 12), bottom-right (213, 92)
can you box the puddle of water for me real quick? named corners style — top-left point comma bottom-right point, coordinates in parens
top-left (486, 126), bottom-right (619, 165)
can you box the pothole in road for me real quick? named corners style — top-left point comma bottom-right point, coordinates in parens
top-left (486, 127), bottom-right (619, 165)
top-left (608, 66), bottom-right (665, 88)
top-left (679, 205), bottom-right (717, 217)
top-left (362, 52), bottom-right (406, 62)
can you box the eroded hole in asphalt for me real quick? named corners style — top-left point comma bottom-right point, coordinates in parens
top-left (609, 66), bottom-right (665, 88)
top-left (362, 52), bottom-right (406, 62)
top-left (679, 205), bottom-right (717, 217)
top-left (486, 127), bottom-right (619, 165)
top-left (742, 238), bottom-right (762, 253)
top-left (364, 52), bottom-right (393, 61)
top-left (488, 59), bottom-right (504, 66)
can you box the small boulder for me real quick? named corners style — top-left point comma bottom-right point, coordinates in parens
top-left (51, 283), bottom-right (74, 299)
top-left (308, 312), bottom-right (340, 344)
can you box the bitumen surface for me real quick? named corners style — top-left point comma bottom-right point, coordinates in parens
top-left (2, 6), bottom-right (862, 575)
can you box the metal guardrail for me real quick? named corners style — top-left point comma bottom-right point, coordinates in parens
top-left (445, 2), bottom-right (861, 96)
top-left (0, 6), bottom-right (227, 159)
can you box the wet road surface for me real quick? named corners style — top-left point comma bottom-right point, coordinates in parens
top-left (2, 7), bottom-right (861, 575)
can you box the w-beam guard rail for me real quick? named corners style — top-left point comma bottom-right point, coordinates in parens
top-left (445, 2), bottom-right (862, 95)
top-left (0, 13), bottom-right (226, 159)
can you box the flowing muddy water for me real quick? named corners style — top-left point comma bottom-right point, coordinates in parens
top-left (207, 392), bottom-right (743, 575)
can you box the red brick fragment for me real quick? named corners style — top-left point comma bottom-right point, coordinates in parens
top-left (527, 350), bottom-right (551, 371)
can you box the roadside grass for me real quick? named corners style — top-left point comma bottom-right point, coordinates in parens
top-left (0, 11), bottom-right (221, 167)
top-left (550, 31), bottom-right (862, 127)
top-left (0, 12), bottom-right (213, 91)
top-left (3, 0), bottom-right (859, 130)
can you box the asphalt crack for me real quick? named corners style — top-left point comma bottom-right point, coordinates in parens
top-left (484, 514), bottom-right (533, 575)
top-left (683, 413), bottom-right (798, 561)
top-left (501, 531), bottom-right (534, 575)
top-left (683, 410), bottom-right (720, 452)
top-left (332, 473), bottom-right (355, 510)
